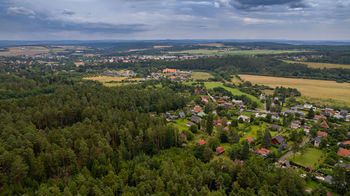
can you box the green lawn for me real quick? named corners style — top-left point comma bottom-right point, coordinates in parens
top-left (168, 119), bottom-right (189, 131)
top-left (291, 148), bottom-right (325, 169)
top-left (191, 72), bottom-right (214, 80)
top-left (204, 82), bottom-right (263, 108)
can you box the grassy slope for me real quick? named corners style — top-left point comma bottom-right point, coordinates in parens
top-left (291, 148), bottom-right (325, 169)
top-left (204, 82), bottom-right (263, 108)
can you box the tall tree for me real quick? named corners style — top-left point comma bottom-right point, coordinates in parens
top-left (240, 141), bottom-right (250, 160)
top-left (206, 113), bottom-right (214, 135)
top-left (261, 129), bottom-right (272, 149)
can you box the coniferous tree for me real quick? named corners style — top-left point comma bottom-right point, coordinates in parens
top-left (261, 129), bottom-right (272, 149)
top-left (206, 113), bottom-right (214, 135)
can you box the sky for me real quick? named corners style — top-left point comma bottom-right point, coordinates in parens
top-left (0, 0), bottom-right (350, 40)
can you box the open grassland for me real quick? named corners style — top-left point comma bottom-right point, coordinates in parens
top-left (169, 49), bottom-right (307, 56)
top-left (191, 72), bottom-right (214, 80)
top-left (204, 82), bottom-right (263, 108)
top-left (0, 46), bottom-right (49, 56)
top-left (285, 60), bottom-right (350, 69)
top-left (83, 76), bottom-right (128, 82)
top-left (83, 76), bottom-right (143, 87)
top-left (240, 74), bottom-right (350, 106)
top-left (291, 148), bottom-right (325, 169)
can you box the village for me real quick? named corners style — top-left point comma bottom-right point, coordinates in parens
top-left (157, 80), bottom-right (350, 194)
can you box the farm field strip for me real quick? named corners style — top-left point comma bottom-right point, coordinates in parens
top-left (169, 49), bottom-right (307, 55)
top-left (240, 74), bottom-right (350, 105)
top-left (285, 60), bottom-right (350, 69)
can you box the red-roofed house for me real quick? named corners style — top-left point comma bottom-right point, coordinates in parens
top-left (197, 139), bottom-right (206, 146)
top-left (163, 68), bottom-right (178, 73)
top-left (314, 115), bottom-right (327, 121)
top-left (246, 137), bottom-right (255, 143)
top-left (216, 146), bottom-right (225, 155)
top-left (338, 148), bottom-right (350, 158)
top-left (224, 126), bottom-right (230, 131)
top-left (343, 141), bottom-right (350, 145)
top-left (214, 118), bottom-right (223, 126)
top-left (201, 96), bottom-right (209, 104)
top-left (257, 148), bottom-right (271, 156)
top-left (317, 131), bottom-right (328, 137)
top-left (193, 105), bottom-right (203, 113)
top-left (74, 62), bottom-right (84, 67)
top-left (320, 121), bottom-right (330, 129)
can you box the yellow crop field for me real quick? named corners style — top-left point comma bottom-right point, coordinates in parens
top-left (191, 72), bottom-right (213, 80)
top-left (285, 60), bottom-right (350, 69)
top-left (240, 74), bottom-right (350, 106)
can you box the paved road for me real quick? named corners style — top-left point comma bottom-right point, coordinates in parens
top-left (278, 135), bottom-right (311, 162)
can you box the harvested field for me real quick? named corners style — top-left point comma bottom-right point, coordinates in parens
top-left (240, 74), bottom-right (350, 106)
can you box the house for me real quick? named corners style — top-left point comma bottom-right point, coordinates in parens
top-left (74, 62), bottom-right (84, 66)
top-left (334, 114), bottom-right (344, 119)
top-left (339, 163), bottom-right (350, 171)
top-left (193, 105), bottom-right (203, 113)
top-left (224, 126), bottom-right (230, 131)
top-left (291, 121), bottom-right (301, 129)
top-left (256, 113), bottom-right (267, 118)
top-left (338, 148), bottom-right (350, 158)
top-left (197, 139), bottom-right (206, 146)
top-left (257, 148), bottom-right (271, 156)
top-left (232, 99), bottom-right (244, 106)
top-left (313, 136), bottom-right (322, 147)
top-left (222, 96), bottom-right (230, 100)
top-left (191, 115), bottom-right (202, 123)
top-left (314, 115), bottom-right (327, 121)
top-left (186, 121), bottom-right (195, 127)
top-left (178, 112), bottom-right (185, 118)
top-left (215, 146), bottom-right (225, 155)
top-left (197, 112), bottom-right (206, 117)
top-left (343, 141), bottom-right (350, 146)
top-left (320, 121), bottom-right (330, 129)
top-left (214, 118), bottom-right (223, 126)
top-left (324, 175), bottom-right (333, 184)
top-left (238, 115), bottom-right (250, 123)
top-left (292, 105), bottom-right (304, 111)
top-left (259, 94), bottom-right (266, 100)
top-left (201, 96), bottom-right (209, 104)
top-left (271, 124), bottom-right (281, 131)
top-left (180, 133), bottom-right (188, 141)
top-left (340, 110), bottom-right (348, 117)
top-left (303, 103), bottom-right (313, 109)
top-left (163, 68), bottom-right (178, 73)
top-left (246, 137), bottom-right (255, 143)
top-left (282, 160), bottom-right (291, 168)
top-left (271, 135), bottom-right (286, 145)
top-left (317, 131), bottom-right (328, 137)
top-left (303, 125), bottom-right (311, 134)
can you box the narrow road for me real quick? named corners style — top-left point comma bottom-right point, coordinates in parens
top-left (278, 135), bottom-right (310, 162)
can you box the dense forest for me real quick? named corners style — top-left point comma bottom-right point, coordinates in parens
top-left (0, 74), bottom-right (311, 195)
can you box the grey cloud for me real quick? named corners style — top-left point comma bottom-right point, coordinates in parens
top-left (7, 7), bottom-right (36, 17)
top-left (215, 0), bottom-right (308, 10)
top-left (62, 9), bottom-right (75, 15)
